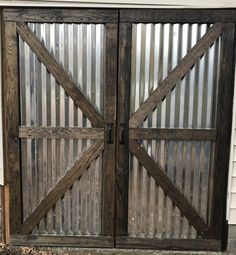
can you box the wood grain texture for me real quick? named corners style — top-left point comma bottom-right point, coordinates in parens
top-left (116, 22), bottom-right (132, 236)
top-left (19, 126), bottom-right (104, 139)
top-left (2, 21), bottom-right (22, 234)
top-left (20, 140), bottom-right (104, 234)
top-left (210, 23), bottom-right (236, 241)
top-left (3, 8), bottom-right (118, 23)
top-left (2, 184), bottom-right (10, 244)
top-left (129, 128), bottom-right (216, 140)
top-left (129, 23), bottom-right (223, 127)
top-left (16, 22), bottom-right (104, 127)
top-left (116, 236), bottom-right (221, 251)
top-left (102, 23), bottom-right (117, 237)
top-left (129, 140), bottom-right (208, 235)
top-left (11, 235), bottom-right (114, 248)
top-left (120, 9), bottom-right (236, 23)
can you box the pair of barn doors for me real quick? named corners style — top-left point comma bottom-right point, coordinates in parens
top-left (2, 8), bottom-right (235, 251)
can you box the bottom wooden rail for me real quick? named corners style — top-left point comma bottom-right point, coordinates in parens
top-left (11, 235), bottom-right (114, 248)
top-left (116, 236), bottom-right (221, 251)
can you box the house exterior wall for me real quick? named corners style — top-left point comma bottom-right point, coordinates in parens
top-left (227, 62), bottom-right (236, 225)
top-left (0, 0), bottom-right (236, 8)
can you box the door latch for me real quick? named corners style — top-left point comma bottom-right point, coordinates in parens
top-left (107, 123), bottom-right (113, 144)
top-left (120, 123), bottom-right (125, 144)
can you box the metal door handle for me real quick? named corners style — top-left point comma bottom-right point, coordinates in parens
top-left (107, 123), bottom-right (113, 144)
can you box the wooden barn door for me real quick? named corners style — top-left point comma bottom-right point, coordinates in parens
top-left (2, 8), bottom-right (118, 247)
top-left (116, 10), bottom-right (235, 250)
top-left (2, 8), bottom-right (236, 251)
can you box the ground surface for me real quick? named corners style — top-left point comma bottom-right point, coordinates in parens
top-left (0, 245), bottom-right (235, 255)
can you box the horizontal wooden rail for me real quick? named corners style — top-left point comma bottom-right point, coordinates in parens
top-left (3, 8), bottom-right (118, 23)
top-left (11, 235), bottom-right (114, 248)
top-left (120, 9), bottom-right (236, 23)
top-left (19, 126), bottom-right (104, 139)
top-left (129, 128), bottom-right (216, 140)
top-left (116, 236), bottom-right (221, 251)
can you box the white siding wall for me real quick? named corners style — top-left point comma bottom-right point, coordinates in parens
top-left (0, 0), bottom-right (236, 8)
top-left (227, 63), bottom-right (236, 224)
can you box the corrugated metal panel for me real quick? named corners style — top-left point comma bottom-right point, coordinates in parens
top-left (19, 23), bottom-right (105, 235)
top-left (129, 23), bottom-right (221, 238)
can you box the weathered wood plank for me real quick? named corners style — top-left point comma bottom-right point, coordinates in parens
top-left (11, 235), bottom-right (114, 248)
top-left (19, 126), bottom-right (104, 139)
top-left (2, 22), bottom-right (22, 234)
top-left (2, 184), bottom-right (10, 244)
top-left (129, 140), bottom-right (208, 235)
top-left (129, 128), bottom-right (216, 140)
top-left (129, 23), bottom-right (223, 127)
top-left (210, 23), bottom-right (236, 241)
top-left (102, 23), bottom-right (117, 237)
top-left (120, 9), bottom-right (236, 23)
top-left (20, 140), bottom-right (104, 234)
top-left (116, 22), bottom-right (132, 236)
top-left (116, 236), bottom-right (221, 251)
top-left (3, 8), bottom-right (118, 23)
top-left (16, 22), bottom-right (104, 127)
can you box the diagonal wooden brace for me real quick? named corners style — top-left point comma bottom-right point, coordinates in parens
top-left (20, 140), bottom-right (104, 234)
top-left (129, 23), bottom-right (223, 127)
top-left (129, 140), bottom-right (208, 235)
top-left (16, 22), bottom-right (104, 128)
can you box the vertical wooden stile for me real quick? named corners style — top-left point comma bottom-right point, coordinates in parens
top-left (2, 21), bottom-right (22, 234)
top-left (102, 22), bottom-right (118, 237)
top-left (2, 184), bottom-right (10, 244)
top-left (210, 23), bottom-right (236, 242)
top-left (116, 22), bottom-right (132, 236)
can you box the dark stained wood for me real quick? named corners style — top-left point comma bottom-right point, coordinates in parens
top-left (3, 8), bottom-right (118, 23)
top-left (129, 128), bottom-right (216, 140)
top-left (120, 9), bottom-right (236, 23)
top-left (210, 23), bottom-right (236, 241)
top-left (20, 140), bottom-right (104, 234)
top-left (2, 21), bottom-right (22, 234)
top-left (129, 23), bottom-right (223, 127)
top-left (129, 140), bottom-right (208, 235)
top-left (102, 23), bottom-right (117, 237)
top-left (116, 236), bottom-right (221, 251)
top-left (16, 22), bottom-right (104, 128)
top-left (116, 22), bottom-right (132, 236)
top-left (11, 235), bottom-right (114, 248)
top-left (2, 184), bottom-right (10, 244)
top-left (19, 126), bottom-right (104, 139)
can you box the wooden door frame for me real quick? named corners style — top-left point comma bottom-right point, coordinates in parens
top-left (116, 9), bottom-right (236, 251)
top-left (2, 7), bottom-right (118, 247)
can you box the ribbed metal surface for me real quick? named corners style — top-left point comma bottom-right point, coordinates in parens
top-left (129, 23), bottom-right (221, 238)
top-left (19, 23), bottom-right (105, 235)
